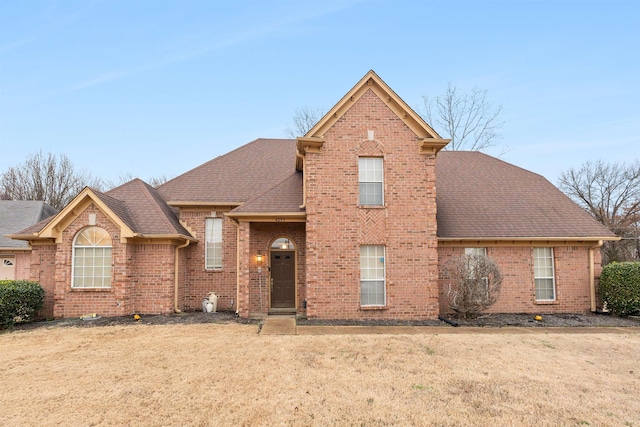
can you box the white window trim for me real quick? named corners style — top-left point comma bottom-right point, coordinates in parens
top-left (360, 245), bottom-right (386, 306)
top-left (358, 157), bottom-right (384, 206)
top-left (205, 218), bottom-right (223, 270)
top-left (533, 247), bottom-right (556, 301)
top-left (71, 227), bottom-right (112, 289)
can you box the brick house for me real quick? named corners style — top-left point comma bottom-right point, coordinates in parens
top-left (1, 201), bottom-right (58, 281)
top-left (8, 71), bottom-right (617, 320)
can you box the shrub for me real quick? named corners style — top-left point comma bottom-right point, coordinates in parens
top-left (0, 280), bottom-right (45, 328)
top-left (442, 254), bottom-right (503, 319)
top-left (599, 262), bottom-right (640, 316)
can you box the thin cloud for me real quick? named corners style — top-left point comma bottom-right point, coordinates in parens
top-left (63, 0), bottom-right (366, 93)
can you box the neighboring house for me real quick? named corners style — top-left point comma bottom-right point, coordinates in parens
top-left (0, 201), bottom-right (58, 281)
top-left (8, 71), bottom-right (618, 320)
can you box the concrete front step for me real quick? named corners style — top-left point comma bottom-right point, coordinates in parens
top-left (260, 315), bottom-right (297, 335)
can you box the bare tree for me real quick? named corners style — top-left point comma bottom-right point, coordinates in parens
top-left (0, 151), bottom-right (102, 210)
top-left (284, 106), bottom-right (325, 138)
top-left (558, 160), bottom-right (640, 263)
top-left (420, 83), bottom-right (504, 151)
top-left (442, 254), bottom-right (503, 319)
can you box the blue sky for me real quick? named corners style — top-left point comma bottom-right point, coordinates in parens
top-left (1, 0), bottom-right (639, 186)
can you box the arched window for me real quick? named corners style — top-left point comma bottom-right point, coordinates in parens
top-left (271, 237), bottom-right (295, 250)
top-left (72, 226), bottom-right (112, 288)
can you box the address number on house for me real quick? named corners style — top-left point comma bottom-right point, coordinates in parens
top-left (275, 217), bottom-right (287, 222)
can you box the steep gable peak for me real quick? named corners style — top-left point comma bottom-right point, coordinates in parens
top-left (296, 71), bottom-right (450, 169)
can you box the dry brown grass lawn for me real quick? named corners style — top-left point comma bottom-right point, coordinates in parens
top-left (2, 324), bottom-right (639, 427)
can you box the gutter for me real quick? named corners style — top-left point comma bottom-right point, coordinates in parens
top-left (174, 240), bottom-right (191, 313)
top-left (589, 240), bottom-right (604, 312)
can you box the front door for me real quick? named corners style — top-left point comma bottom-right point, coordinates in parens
top-left (270, 251), bottom-right (295, 308)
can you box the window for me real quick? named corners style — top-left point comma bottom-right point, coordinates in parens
top-left (533, 247), bottom-right (555, 300)
top-left (72, 226), bottom-right (112, 288)
top-left (360, 245), bottom-right (386, 306)
top-left (464, 247), bottom-right (487, 257)
top-left (359, 157), bottom-right (383, 206)
top-left (205, 218), bottom-right (223, 270)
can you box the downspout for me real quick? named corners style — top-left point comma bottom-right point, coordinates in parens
top-left (174, 240), bottom-right (190, 313)
top-left (296, 148), bottom-right (306, 209)
top-left (589, 240), bottom-right (603, 312)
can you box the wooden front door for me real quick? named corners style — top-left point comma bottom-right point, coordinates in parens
top-left (270, 251), bottom-right (295, 308)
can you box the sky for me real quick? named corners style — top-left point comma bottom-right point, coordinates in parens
top-left (1, 0), bottom-right (639, 187)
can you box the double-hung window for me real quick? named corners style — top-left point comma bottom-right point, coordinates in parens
top-left (205, 218), bottom-right (223, 270)
top-left (533, 247), bottom-right (555, 300)
top-left (359, 157), bottom-right (383, 206)
top-left (360, 245), bottom-right (386, 306)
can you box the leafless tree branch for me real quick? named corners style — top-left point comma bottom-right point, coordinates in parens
top-left (420, 83), bottom-right (504, 151)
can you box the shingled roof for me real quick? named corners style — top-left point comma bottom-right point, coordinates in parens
top-left (229, 172), bottom-right (304, 215)
top-left (0, 201), bottom-right (58, 248)
top-left (10, 180), bottom-right (192, 241)
top-left (157, 138), bottom-right (296, 204)
top-left (104, 179), bottom-right (192, 237)
top-left (436, 151), bottom-right (616, 240)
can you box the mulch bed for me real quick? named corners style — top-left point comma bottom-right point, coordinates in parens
top-left (6, 310), bottom-right (640, 332)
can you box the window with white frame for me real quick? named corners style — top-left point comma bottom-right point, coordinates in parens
top-left (359, 157), bottom-right (383, 206)
top-left (465, 247), bottom-right (487, 257)
top-left (360, 245), bottom-right (386, 306)
top-left (533, 247), bottom-right (555, 300)
top-left (72, 226), bottom-right (112, 288)
top-left (205, 218), bottom-right (223, 270)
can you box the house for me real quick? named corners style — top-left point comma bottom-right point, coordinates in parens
top-left (7, 71), bottom-right (617, 320)
top-left (0, 201), bottom-right (57, 281)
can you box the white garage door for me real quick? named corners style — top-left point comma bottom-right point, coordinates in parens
top-left (1, 256), bottom-right (15, 280)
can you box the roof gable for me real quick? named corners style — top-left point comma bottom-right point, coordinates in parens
top-left (11, 180), bottom-right (194, 244)
top-left (296, 70), bottom-right (450, 169)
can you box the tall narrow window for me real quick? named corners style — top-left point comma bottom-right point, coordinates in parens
top-left (72, 226), bottom-right (112, 288)
top-left (359, 157), bottom-right (384, 206)
top-left (360, 245), bottom-right (386, 306)
top-left (205, 218), bottom-right (223, 270)
top-left (533, 247), bottom-right (555, 300)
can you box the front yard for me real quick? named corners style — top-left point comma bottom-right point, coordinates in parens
top-left (2, 323), bottom-right (639, 426)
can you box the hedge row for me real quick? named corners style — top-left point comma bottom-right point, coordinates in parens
top-left (599, 262), bottom-right (640, 316)
top-left (0, 280), bottom-right (45, 328)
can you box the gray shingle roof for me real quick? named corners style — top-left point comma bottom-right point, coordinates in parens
top-left (0, 201), bottom-right (58, 248)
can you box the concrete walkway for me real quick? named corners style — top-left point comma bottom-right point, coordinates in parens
top-left (260, 316), bottom-right (640, 335)
top-left (260, 316), bottom-right (297, 335)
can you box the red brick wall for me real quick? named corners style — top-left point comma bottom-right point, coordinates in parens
top-left (304, 89), bottom-right (439, 320)
top-left (248, 222), bottom-right (306, 316)
top-left (178, 209), bottom-right (237, 312)
top-left (130, 243), bottom-right (175, 314)
top-left (12, 251), bottom-right (31, 280)
top-left (438, 245), bottom-right (595, 314)
top-left (54, 204), bottom-right (129, 318)
top-left (29, 245), bottom-right (57, 319)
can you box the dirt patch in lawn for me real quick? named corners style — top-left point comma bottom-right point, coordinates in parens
top-left (1, 323), bottom-right (639, 426)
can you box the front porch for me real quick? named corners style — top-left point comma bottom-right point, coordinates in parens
top-left (234, 221), bottom-right (306, 318)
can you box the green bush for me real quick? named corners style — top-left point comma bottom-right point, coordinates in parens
top-left (0, 280), bottom-right (45, 329)
top-left (599, 262), bottom-right (640, 316)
